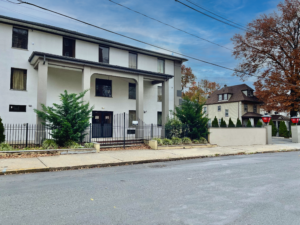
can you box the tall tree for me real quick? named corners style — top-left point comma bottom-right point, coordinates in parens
top-left (232, 0), bottom-right (300, 117)
top-left (181, 65), bottom-right (196, 91)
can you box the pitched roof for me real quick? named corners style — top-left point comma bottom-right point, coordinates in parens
top-left (206, 84), bottom-right (263, 105)
top-left (271, 115), bottom-right (290, 121)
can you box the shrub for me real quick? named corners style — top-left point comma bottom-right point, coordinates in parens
top-left (182, 137), bottom-right (192, 144)
top-left (220, 118), bottom-right (227, 127)
top-left (84, 143), bottom-right (94, 148)
top-left (0, 143), bottom-right (13, 151)
top-left (165, 117), bottom-right (183, 138)
top-left (279, 121), bottom-right (289, 137)
top-left (42, 139), bottom-right (58, 149)
top-left (256, 120), bottom-right (263, 127)
top-left (0, 117), bottom-right (5, 143)
top-left (153, 138), bottom-right (163, 145)
top-left (236, 118), bottom-right (242, 127)
top-left (193, 139), bottom-right (200, 144)
top-left (162, 138), bottom-right (173, 145)
top-left (64, 140), bottom-right (82, 149)
top-left (212, 116), bottom-right (219, 127)
top-left (228, 118), bottom-right (235, 127)
top-left (171, 137), bottom-right (182, 145)
top-left (199, 137), bottom-right (208, 144)
top-left (246, 120), bottom-right (252, 127)
top-left (269, 119), bottom-right (277, 136)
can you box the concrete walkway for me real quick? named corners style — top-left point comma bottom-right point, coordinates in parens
top-left (1, 142), bottom-right (300, 175)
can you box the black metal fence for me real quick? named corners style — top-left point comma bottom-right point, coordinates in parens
top-left (3, 113), bottom-right (192, 148)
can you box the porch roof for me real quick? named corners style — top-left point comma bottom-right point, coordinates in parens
top-left (242, 112), bottom-right (263, 118)
top-left (28, 52), bottom-right (174, 80)
top-left (271, 115), bottom-right (290, 121)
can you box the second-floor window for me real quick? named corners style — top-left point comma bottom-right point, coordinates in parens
top-left (254, 105), bottom-right (257, 113)
top-left (158, 86), bottom-right (162, 102)
top-left (96, 79), bottom-right (112, 97)
top-left (129, 83), bottom-right (136, 99)
top-left (129, 52), bottom-right (137, 69)
top-left (157, 59), bottom-right (165, 73)
top-left (218, 106), bottom-right (221, 111)
top-left (11, 68), bottom-right (27, 91)
top-left (12, 27), bottom-right (28, 49)
top-left (244, 104), bottom-right (248, 112)
top-left (63, 37), bottom-right (75, 57)
top-left (203, 107), bottom-right (207, 114)
top-left (225, 109), bottom-right (229, 117)
top-left (99, 45), bottom-right (109, 63)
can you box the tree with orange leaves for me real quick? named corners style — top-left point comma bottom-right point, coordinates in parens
top-left (232, 0), bottom-right (300, 117)
top-left (181, 65), bottom-right (196, 91)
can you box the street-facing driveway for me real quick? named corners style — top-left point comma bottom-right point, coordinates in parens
top-left (1, 152), bottom-right (300, 225)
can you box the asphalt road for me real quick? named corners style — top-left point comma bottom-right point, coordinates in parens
top-left (1, 152), bottom-right (300, 225)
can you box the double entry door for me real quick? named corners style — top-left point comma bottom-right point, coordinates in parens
top-left (92, 111), bottom-right (113, 138)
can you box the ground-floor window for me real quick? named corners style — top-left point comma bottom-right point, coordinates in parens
top-left (129, 110), bottom-right (136, 127)
top-left (9, 105), bottom-right (26, 112)
top-left (157, 112), bottom-right (162, 126)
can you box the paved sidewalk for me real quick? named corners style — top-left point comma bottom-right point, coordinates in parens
top-left (1, 141), bottom-right (300, 175)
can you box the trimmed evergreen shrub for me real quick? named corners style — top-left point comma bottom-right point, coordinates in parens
top-left (182, 137), bottom-right (192, 144)
top-left (153, 138), bottom-right (163, 145)
top-left (193, 139), bottom-right (200, 144)
top-left (269, 119), bottom-right (277, 136)
top-left (64, 140), bottom-right (82, 149)
top-left (256, 120), bottom-right (263, 127)
top-left (42, 139), bottom-right (58, 150)
top-left (246, 120), bottom-right (252, 127)
top-left (199, 137), bottom-right (208, 144)
top-left (84, 143), bottom-right (94, 148)
top-left (212, 116), bottom-right (219, 127)
top-left (165, 117), bottom-right (183, 138)
top-left (279, 121), bottom-right (289, 138)
top-left (228, 118), bottom-right (235, 127)
top-left (236, 118), bottom-right (242, 127)
top-left (220, 118), bottom-right (227, 127)
top-left (0, 117), bottom-right (4, 143)
top-left (171, 137), bottom-right (182, 145)
top-left (0, 143), bottom-right (12, 151)
top-left (162, 138), bottom-right (173, 145)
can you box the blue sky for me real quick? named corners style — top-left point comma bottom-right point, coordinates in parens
top-left (0, 0), bottom-right (282, 88)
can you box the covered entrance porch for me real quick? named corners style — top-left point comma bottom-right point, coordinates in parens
top-left (242, 112), bottom-right (263, 127)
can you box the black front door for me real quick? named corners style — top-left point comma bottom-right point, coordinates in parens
top-left (92, 111), bottom-right (113, 138)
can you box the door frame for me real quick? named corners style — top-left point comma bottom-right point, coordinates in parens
top-left (92, 111), bottom-right (114, 138)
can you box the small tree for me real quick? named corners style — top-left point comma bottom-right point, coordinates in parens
top-left (220, 118), bottom-right (227, 127)
top-left (269, 119), bottom-right (277, 136)
top-left (228, 118), bottom-right (235, 127)
top-left (212, 116), bottom-right (219, 127)
top-left (0, 117), bottom-right (5, 143)
top-left (175, 98), bottom-right (209, 139)
top-left (279, 121), bottom-right (289, 138)
top-left (246, 120), bottom-right (252, 127)
top-left (236, 118), bottom-right (242, 127)
top-left (34, 90), bottom-right (94, 146)
top-left (256, 120), bottom-right (263, 127)
top-left (165, 117), bottom-right (183, 139)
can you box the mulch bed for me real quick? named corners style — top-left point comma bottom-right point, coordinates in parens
top-left (100, 144), bottom-right (151, 151)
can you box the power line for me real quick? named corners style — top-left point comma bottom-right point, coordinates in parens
top-left (5, 0), bottom-right (299, 88)
top-left (186, 0), bottom-right (248, 30)
top-left (109, 0), bottom-right (232, 51)
top-left (175, 0), bottom-right (248, 32)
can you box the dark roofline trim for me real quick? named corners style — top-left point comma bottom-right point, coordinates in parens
top-left (0, 15), bottom-right (187, 62)
top-left (28, 52), bottom-right (173, 79)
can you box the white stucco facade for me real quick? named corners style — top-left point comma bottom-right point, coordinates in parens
top-left (0, 16), bottom-right (186, 127)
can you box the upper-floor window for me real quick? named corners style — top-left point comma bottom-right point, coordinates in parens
top-left (224, 94), bottom-right (228, 100)
top-left (11, 68), bottom-right (27, 91)
top-left (253, 105), bottom-right (257, 113)
top-left (63, 37), bottom-right (75, 57)
top-left (96, 79), bottom-right (112, 97)
top-left (129, 83), bottom-right (136, 99)
top-left (157, 59), bottom-right (165, 73)
top-left (218, 95), bottom-right (222, 101)
top-left (129, 52), bottom-right (137, 69)
top-left (247, 90), bottom-right (253, 97)
top-left (244, 104), bottom-right (248, 112)
top-left (218, 106), bottom-right (221, 111)
top-left (99, 45), bottom-right (109, 63)
top-left (219, 94), bottom-right (229, 101)
top-left (203, 107), bottom-right (207, 114)
top-left (225, 109), bottom-right (229, 117)
top-left (12, 27), bottom-right (28, 49)
top-left (158, 86), bottom-right (162, 102)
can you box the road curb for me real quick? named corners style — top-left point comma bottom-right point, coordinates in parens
top-left (1, 148), bottom-right (300, 175)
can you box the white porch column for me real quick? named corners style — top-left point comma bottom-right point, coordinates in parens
top-left (136, 75), bottom-right (144, 122)
top-left (82, 66), bottom-right (91, 104)
top-left (36, 60), bottom-right (48, 125)
top-left (162, 79), bottom-right (170, 126)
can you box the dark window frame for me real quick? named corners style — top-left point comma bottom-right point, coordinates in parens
top-left (218, 106), bottom-right (221, 112)
top-left (253, 105), bottom-right (257, 113)
top-left (95, 78), bottom-right (112, 97)
top-left (99, 45), bottom-right (110, 64)
top-left (129, 52), bottom-right (138, 69)
top-left (62, 37), bottom-right (76, 58)
top-left (12, 27), bottom-right (28, 49)
top-left (10, 68), bottom-right (27, 91)
top-left (129, 110), bottom-right (136, 127)
top-left (157, 111), bottom-right (162, 126)
top-left (157, 58), bottom-right (165, 74)
top-left (225, 109), bottom-right (229, 117)
top-left (244, 104), bottom-right (248, 112)
top-left (9, 105), bottom-right (26, 112)
top-left (129, 83), bottom-right (136, 100)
